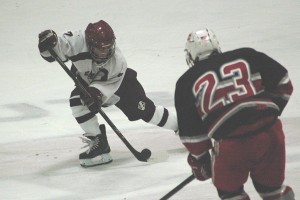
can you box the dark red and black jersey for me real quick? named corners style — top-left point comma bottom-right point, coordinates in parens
top-left (175, 48), bottom-right (293, 156)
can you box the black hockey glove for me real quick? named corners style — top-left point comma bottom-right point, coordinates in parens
top-left (187, 152), bottom-right (212, 181)
top-left (38, 30), bottom-right (58, 52)
top-left (81, 87), bottom-right (103, 113)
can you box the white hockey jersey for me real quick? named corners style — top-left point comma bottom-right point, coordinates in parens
top-left (41, 30), bottom-right (127, 105)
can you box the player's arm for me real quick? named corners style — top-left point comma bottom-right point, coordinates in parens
top-left (257, 51), bottom-right (293, 114)
top-left (175, 77), bottom-right (212, 181)
top-left (38, 30), bottom-right (84, 63)
top-left (181, 134), bottom-right (212, 181)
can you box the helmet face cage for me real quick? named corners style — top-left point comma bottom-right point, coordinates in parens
top-left (88, 42), bottom-right (116, 63)
top-left (185, 28), bottom-right (221, 67)
top-left (85, 20), bottom-right (116, 63)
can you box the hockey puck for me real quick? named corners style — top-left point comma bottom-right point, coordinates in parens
top-left (141, 148), bottom-right (151, 159)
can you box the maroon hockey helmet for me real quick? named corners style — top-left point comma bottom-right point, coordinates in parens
top-left (85, 20), bottom-right (116, 63)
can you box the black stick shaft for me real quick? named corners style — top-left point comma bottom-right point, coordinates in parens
top-left (160, 174), bottom-right (195, 200)
top-left (48, 49), bottom-right (150, 162)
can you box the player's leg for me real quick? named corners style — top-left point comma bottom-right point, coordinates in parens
top-left (253, 181), bottom-right (295, 200)
top-left (251, 120), bottom-right (295, 200)
top-left (212, 139), bottom-right (250, 199)
top-left (145, 104), bottom-right (178, 131)
top-left (69, 87), bottom-right (112, 167)
top-left (217, 187), bottom-right (250, 200)
top-left (115, 68), bottom-right (178, 132)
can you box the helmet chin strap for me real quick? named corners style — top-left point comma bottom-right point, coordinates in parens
top-left (93, 57), bottom-right (107, 64)
top-left (93, 57), bottom-right (110, 65)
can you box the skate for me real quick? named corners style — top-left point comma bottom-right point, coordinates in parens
top-left (79, 124), bottom-right (112, 167)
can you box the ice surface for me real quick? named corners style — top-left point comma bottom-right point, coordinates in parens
top-left (0, 0), bottom-right (299, 199)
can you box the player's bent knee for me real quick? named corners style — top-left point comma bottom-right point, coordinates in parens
top-left (259, 185), bottom-right (295, 200)
top-left (118, 98), bottom-right (156, 122)
top-left (70, 105), bottom-right (91, 117)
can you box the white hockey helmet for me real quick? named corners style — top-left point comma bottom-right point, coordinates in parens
top-left (185, 28), bottom-right (221, 67)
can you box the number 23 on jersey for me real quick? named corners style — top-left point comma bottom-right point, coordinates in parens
top-left (193, 59), bottom-right (257, 119)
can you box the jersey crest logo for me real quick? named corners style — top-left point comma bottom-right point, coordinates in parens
top-left (138, 101), bottom-right (146, 110)
top-left (85, 68), bottom-right (109, 81)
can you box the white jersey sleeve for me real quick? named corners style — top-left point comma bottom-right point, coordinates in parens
top-left (40, 30), bottom-right (87, 61)
top-left (41, 30), bottom-right (127, 105)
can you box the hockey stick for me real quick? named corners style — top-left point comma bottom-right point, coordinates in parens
top-left (48, 48), bottom-right (151, 162)
top-left (160, 174), bottom-right (195, 200)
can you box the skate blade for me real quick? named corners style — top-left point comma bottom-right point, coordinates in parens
top-left (80, 153), bottom-right (113, 168)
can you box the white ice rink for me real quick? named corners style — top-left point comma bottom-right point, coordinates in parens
top-left (0, 0), bottom-right (299, 199)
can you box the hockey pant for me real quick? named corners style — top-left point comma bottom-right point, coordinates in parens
top-left (212, 119), bottom-right (289, 197)
top-left (69, 68), bottom-right (178, 135)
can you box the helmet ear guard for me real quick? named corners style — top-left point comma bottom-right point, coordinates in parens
top-left (185, 28), bottom-right (221, 67)
top-left (185, 50), bottom-right (194, 68)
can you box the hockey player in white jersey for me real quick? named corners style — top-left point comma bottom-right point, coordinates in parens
top-left (38, 20), bottom-right (178, 167)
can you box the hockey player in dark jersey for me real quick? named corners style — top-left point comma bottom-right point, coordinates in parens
top-left (175, 28), bottom-right (295, 199)
top-left (38, 20), bottom-right (178, 167)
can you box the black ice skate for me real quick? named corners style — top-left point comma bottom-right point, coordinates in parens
top-left (79, 124), bottom-right (112, 167)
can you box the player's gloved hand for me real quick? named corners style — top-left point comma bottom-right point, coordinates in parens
top-left (187, 152), bottom-right (212, 181)
top-left (81, 87), bottom-right (103, 112)
top-left (38, 30), bottom-right (58, 52)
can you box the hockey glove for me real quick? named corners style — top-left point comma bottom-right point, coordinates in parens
top-left (38, 30), bottom-right (58, 52)
top-left (187, 152), bottom-right (212, 181)
top-left (81, 87), bottom-right (103, 113)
